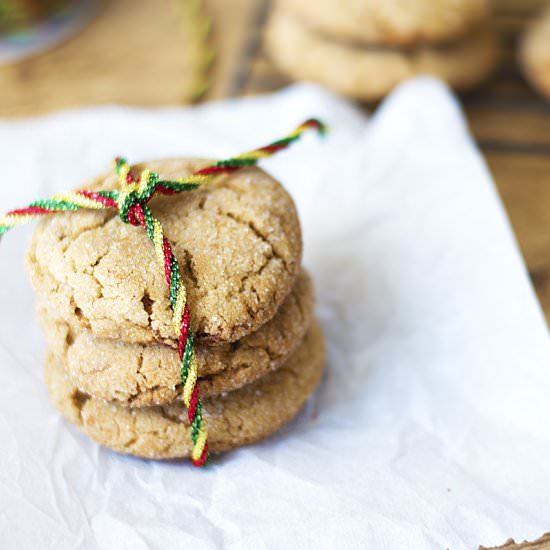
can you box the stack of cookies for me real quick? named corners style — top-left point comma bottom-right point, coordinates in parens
top-left (27, 158), bottom-right (325, 460)
top-left (265, 0), bottom-right (498, 101)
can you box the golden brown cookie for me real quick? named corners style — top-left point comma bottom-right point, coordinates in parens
top-left (40, 270), bottom-right (314, 406)
top-left (265, 11), bottom-right (498, 101)
top-left (44, 322), bottom-right (326, 459)
top-left (277, 0), bottom-right (490, 47)
top-left (27, 158), bottom-right (302, 346)
top-left (520, 7), bottom-right (550, 101)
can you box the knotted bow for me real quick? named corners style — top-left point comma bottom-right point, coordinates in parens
top-left (0, 118), bottom-right (326, 466)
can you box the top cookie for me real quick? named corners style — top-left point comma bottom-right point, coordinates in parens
top-left (277, 0), bottom-right (490, 46)
top-left (27, 158), bottom-right (302, 346)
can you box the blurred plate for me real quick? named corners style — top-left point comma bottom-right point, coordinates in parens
top-left (0, 0), bottom-right (99, 65)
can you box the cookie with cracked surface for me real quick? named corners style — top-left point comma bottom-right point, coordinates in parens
top-left (265, 11), bottom-right (498, 101)
top-left (44, 322), bottom-right (326, 459)
top-left (520, 7), bottom-right (550, 101)
top-left (40, 270), bottom-right (314, 406)
top-left (277, 0), bottom-right (490, 47)
top-left (27, 158), bottom-right (302, 346)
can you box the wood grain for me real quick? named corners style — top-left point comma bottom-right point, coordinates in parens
top-left (480, 533), bottom-right (550, 550)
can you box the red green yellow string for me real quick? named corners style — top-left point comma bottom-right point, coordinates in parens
top-left (0, 118), bottom-right (326, 466)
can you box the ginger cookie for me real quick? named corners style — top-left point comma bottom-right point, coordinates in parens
top-left (44, 322), bottom-right (326, 459)
top-left (520, 7), bottom-right (550, 101)
top-left (265, 11), bottom-right (498, 101)
top-left (277, 0), bottom-right (490, 47)
top-left (40, 270), bottom-right (315, 406)
top-left (27, 158), bottom-right (302, 346)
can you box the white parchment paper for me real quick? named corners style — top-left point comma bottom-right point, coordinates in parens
top-left (0, 79), bottom-right (549, 550)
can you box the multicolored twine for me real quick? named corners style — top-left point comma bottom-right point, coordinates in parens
top-left (0, 118), bottom-right (326, 466)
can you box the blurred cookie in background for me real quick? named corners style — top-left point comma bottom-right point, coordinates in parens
top-left (265, 9), bottom-right (498, 102)
top-left (520, 5), bottom-right (550, 101)
top-left (277, 0), bottom-right (490, 47)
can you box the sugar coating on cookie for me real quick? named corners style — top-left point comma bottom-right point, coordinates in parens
top-left (44, 322), bottom-right (326, 459)
top-left (278, 0), bottom-right (490, 46)
top-left (265, 11), bottom-right (498, 101)
top-left (40, 270), bottom-right (315, 406)
top-left (520, 7), bottom-right (550, 100)
top-left (27, 158), bottom-right (302, 346)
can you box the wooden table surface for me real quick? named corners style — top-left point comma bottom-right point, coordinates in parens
top-left (2, 1), bottom-right (550, 548)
